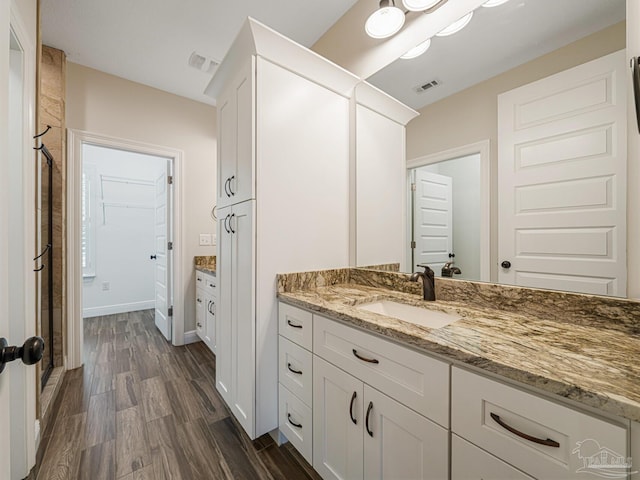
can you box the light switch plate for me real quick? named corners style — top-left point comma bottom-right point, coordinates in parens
top-left (199, 234), bottom-right (212, 246)
top-left (211, 233), bottom-right (217, 246)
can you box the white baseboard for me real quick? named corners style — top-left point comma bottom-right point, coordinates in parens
top-left (183, 330), bottom-right (200, 344)
top-left (83, 300), bottom-right (155, 318)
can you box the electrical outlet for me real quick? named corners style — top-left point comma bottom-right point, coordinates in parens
top-left (199, 234), bottom-right (212, 246)
top-left (102, 281), bottom-right (110, 291)
top-left (211, 233), bottom-right (217, 246)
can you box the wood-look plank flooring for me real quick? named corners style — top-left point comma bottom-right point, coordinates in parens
top-left (29, 310), bottom-right (321, 480)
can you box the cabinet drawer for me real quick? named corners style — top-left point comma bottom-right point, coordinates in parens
top-left (452, 434), bottom-right (534, 480)
top-left (313, 314), bottom-right (449, 427)
top-left (278, 303), bottom-right (312, 350)
top-left (204, 275), bottom-right (217, 295)
top-left (452, 367), bottom-right (628, 480)
top-left (279, 336), bottom-right (312, 407)
top-left (279, 384), bottom-right (312, 465)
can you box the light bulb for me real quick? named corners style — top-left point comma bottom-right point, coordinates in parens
top-left (402, 0), bottom-right (441, 12)
top-left (400, 38), bottom-right (431, 59)
top-left (482, 0), bottom-right (510, 7)
top-left (365, 5), bottom-right (406, 39)
top-left (436, 11), bottom-right (473, 37)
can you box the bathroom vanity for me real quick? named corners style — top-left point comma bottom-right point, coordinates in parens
top-left (276, 267), bottom-right (640, 480)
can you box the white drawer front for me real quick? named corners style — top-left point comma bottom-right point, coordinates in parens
top-left (452, 367), bottom-right (629, 480)
top-left (279, 384), bottom-right (313, 465)
top-left (313, 314), bottom-right (449, 427)
top-left (279, 302), bottom-right (313, 350)
top-left (452, 434), bottom-right (534, 480)
top-left (204, 274), bottom-right (217, 295)
top-left (279, 336), bottom-right (312, 407)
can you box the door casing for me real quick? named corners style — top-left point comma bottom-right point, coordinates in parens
top-left (67, 130), bottom-right (184, 369)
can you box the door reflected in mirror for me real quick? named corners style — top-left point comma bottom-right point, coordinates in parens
top-left (410, 153), bottom-right (480, 281)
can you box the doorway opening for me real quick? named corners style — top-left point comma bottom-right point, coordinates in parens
top-left (407, 141), bottom-right (490, 282)
top-left (68, 131), bottom-right (184, 369)
top-left (81, 144), bottom-right (171, 337)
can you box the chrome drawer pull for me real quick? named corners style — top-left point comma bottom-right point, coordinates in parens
top-left (287, 319), bottom-right (303, 329)
top-left (490, 413), bottom-right (560, 448)
top-left (288, 413), bottom-right (302, 429)
top-left (287, 363), bottom-right (302, 375)
top-left (352, 349), bottom-right (379, 364)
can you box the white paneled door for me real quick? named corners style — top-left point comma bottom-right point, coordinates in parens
top-left (2, 2), bottom-right (37, 478)
top-left (154, 166), bottom-right (171, 340)
top-left (498, 50), bottom-right (627, 296)
top-left (413, 169), bottom-right (453, 274)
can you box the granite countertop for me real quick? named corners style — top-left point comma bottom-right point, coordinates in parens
top-left (278, 281), bottom-right (640, 423)
top-left (195, 256), bottom-right (216, 276)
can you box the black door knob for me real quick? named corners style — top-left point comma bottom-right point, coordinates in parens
top-left (0, 336), bottom-right (45, 374)
top-left (501, 261), bottom-right (511, 269)
top-left (150, 255), bottom-right (157, 260)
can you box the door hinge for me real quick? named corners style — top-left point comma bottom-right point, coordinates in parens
top-left (167, 175), bottom-right (173, 185)
top-left (168, 241), bottom-right (173, 250)
top-left (411, 183), bottom-right (416, 192)
top-left (410, 241), bottom-right (416, 249)
top-left (168, 306), bottom-right (173, 317)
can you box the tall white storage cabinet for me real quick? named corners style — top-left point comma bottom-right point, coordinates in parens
top-left (207, 18), bottom-right (360, 439)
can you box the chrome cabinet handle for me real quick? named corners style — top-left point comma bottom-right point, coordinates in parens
top-left (350, 391), bottom-right (357, 425)
top-left (352, 349), bottom-right (379, 364)
top-left (287, 363), bottom-right (302, 375)
top-left (490, 413), bottom-right (560, 448)
top-left (365, 401), bottom-right (374, 437)
top-left (288, 413), bottom-right (302, 429)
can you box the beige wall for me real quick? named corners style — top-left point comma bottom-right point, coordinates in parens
top-left (406, 22), bottom-right (626, 284)
top-left (66, 63), bottom-right (217, 332)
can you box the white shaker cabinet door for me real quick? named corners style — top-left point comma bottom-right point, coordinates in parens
top-left (313, 356), bottom-right (364, 480)
top-left (363, 384), bottom-right (449, 480)
top-left (216, 205), bottom-right (232, 405)
top-left (217, 58), bottom-right (255, 208)
top-left (229, 200), bottom-right (256, 437)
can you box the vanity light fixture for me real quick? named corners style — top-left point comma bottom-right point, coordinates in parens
top-left (400, 38), bottom-right (432, 59)
top-left (481, 0), bottom-right (510, 7)
top-left (435, 11), bottom-right (473, 36)
top-left (365, 0), bottom-right (406, 39)
top-left (402, 0), bottom-right (441, 12)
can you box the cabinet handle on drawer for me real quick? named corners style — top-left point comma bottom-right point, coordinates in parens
top-left (197, 277), bottom-right (202, 282)
top-left (490, 413), bottom-right (560, 448)
top-left (365, 401), bottom-right (374, 437)
top-left (197, 298), bottom-right (202, 303)
top-left (350, 392), bottom-right (357, 425)
top-left (286, 319), bottom-right (303, 329)
top-left (287, 413), bottom-right (302, 429)
top-left (352, 349), bottom-right (379, 364)
top-left (287, 363), bottom-right (303, 375)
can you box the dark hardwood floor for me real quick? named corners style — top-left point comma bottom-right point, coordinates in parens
top-left (29, 310), bottom-right (321, 480)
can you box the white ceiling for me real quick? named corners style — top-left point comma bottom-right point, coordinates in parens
top-left (40, 0), bottom-right (358, 105)
top-left (367, 0), bottom-right (626, 110)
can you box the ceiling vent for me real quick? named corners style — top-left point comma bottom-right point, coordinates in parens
top-left (414, 79), bottom-right (440, 93)
top-left (188, 51), bottom-right (220, 74)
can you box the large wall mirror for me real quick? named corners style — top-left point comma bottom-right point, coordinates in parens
top-left (361, 0), bottom-right (630, 298)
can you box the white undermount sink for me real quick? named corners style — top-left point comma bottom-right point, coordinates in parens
top-left (357, 300), bottom-right (461, 329)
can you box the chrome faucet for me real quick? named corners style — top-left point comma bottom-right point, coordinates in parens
top-left (409, 265), bottom-right (436, 301)
top-left (441, 262), bottom-right (462, 278)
